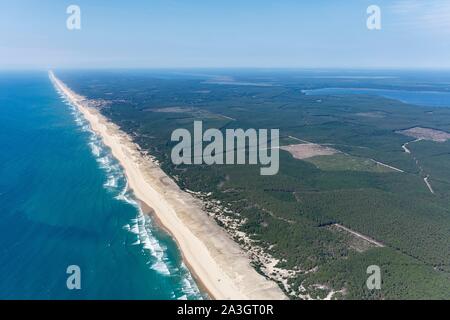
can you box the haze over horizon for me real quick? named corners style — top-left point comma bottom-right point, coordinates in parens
top-left (2, 0), bottom-right (450, 70)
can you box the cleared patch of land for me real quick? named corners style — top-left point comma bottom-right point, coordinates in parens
top-left (205, 76), bottom-right (275, 87)
top-left (281, 143), bottom-right (338, 160)
top-left (306, 153), bottom-right (396, 172)
top-left (149, 107), bottom-right (195, 113)
top-left (397, 127), bottom-right (450, 142)
top-left (149, 106), bottom-right (235, 121)
top-left (355, 111), bottom-right (386, 118)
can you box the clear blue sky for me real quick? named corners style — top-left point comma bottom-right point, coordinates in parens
top-left (1, 0), bottom-right (450, 69)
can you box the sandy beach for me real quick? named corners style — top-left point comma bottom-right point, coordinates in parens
top-left (49, 71), bottom-right (286, 300)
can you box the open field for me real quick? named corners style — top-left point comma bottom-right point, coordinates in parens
top-left (303, 154), bottom-right (396, 173)
top-left (281, 143), bottom-right (338, 160)
top-left (397, 127), bottom-right (450, 142)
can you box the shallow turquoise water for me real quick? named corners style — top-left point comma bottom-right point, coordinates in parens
top-left (0, 72), bottom-right (202, 299)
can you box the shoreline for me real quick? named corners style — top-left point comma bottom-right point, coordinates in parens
top-left (49, 71), bottom-right (286, 300)
top-left (138, 195), bottom-right (268, 300)
top-left (136, 199), bottom-right (215, 299)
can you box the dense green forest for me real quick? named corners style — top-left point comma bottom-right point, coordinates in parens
top-left (60, 70), bottom-right (450, 299)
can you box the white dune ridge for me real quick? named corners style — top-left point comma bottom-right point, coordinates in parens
top-left (49, 71), bottom-right (286, 300)
top-left (54, 76), bottom-right (201, 298)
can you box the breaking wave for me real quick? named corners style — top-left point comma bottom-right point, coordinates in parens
top-left (56, 87), bottom-right (203, 299)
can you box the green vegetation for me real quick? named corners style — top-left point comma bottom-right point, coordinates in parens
top-left (60, 70), bottom-right (450, 299)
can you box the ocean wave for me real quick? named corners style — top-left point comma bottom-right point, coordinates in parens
top-left (132, 209), bottom-right (172, 276)
top-left (179, 263), bottom-right (203, 299)
top-left (114, 181), bottom-right (139, 206)
top-left (88, 142), bottom-right (101, 157)
top-left (55, 85), bottom-right (202, 299)
top-left (104, 175), bottom-right (118, 189)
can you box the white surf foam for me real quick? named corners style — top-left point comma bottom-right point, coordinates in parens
top-left (54, 82), bottom-right (202, 298)
top-left (179, 263), bottom-right (203, 298)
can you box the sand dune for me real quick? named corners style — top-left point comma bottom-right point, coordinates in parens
top-left (49, 71), bottom-right (286, 300)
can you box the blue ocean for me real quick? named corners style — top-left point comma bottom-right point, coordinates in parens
top-left (0, 72), bottom-right (203, 299)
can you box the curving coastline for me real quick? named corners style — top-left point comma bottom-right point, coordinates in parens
top-left (49, 71), bottom-right (286, 300)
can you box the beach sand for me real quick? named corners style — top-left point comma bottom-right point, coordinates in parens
top-left (49, 71), bottom-right (286, 300)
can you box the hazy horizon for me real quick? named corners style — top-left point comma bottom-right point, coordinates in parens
top-left (2, 0), bottom-right (450, 69)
